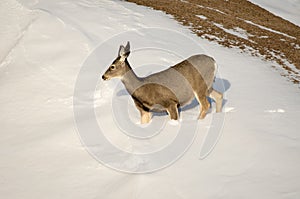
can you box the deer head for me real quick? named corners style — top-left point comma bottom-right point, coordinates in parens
top-left (102, 41), bottom-right (131, 80)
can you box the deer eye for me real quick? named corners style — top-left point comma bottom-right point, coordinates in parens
top-left (110, 65), bottom-right (116, 70)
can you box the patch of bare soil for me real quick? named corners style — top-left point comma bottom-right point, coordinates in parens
top-left (126, 0), bottom-right (300, 83)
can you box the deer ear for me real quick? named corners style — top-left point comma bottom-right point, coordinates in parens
top-left (118, 42), bottom-right (131, 58)
top-left (118, 45), bottom-right (125, 57)
top-left (124, 41), bottom-right (130, 54)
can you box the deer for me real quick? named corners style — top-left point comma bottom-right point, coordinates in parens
top-left (102, 42), bottom-right (223, 124)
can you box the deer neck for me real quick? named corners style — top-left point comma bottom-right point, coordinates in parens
top-left (121, 60), bottom-right (142, 95)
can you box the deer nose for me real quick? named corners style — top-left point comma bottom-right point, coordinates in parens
top-left (102, 75), bottom-right (107, 80)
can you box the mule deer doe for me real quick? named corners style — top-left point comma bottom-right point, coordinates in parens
top-left (102, 42), bottom-right (223, 124)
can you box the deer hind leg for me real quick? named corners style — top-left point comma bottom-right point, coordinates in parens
top-left (166, 102), bottom-right (179, 120)
top-left (209, 89), bottom-right (223, 113)
top-left (194, 92), bottom-right (210, 119)
top-left (199, 97), bottom-right (210, 119)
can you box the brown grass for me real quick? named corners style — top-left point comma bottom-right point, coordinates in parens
top-left (126, 0), bottom-right (300, 83)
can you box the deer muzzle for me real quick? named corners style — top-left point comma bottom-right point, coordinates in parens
top-left (102, 75), bottom-right (109, 80)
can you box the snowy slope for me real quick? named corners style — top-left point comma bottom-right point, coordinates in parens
top-left (248, 0), bottom-right (300, 26)
top-left (1, 0), bottom-right (300, 198)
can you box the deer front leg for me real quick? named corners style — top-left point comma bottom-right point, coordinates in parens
top-left (140, 110), bottom-right (152, 124)
top-left (133, 99), bottom-right (152, 124)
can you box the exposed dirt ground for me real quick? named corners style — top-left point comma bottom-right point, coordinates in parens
top-left (126, 0), bottom-right (300, 83)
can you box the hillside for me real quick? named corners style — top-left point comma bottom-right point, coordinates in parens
top-left (126, 0), bottom-right (300, 83)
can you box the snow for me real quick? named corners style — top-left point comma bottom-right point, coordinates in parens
top-left (196, 14), bottom-right (207, 20)
top-left (197, 4), bottom-right (226, 15)
top-left (213, 22), bottom-right (250, 40)
top-left (1, 0), bottom-right (300, 198)
top-left (242, 19), bottom-right (296, 39)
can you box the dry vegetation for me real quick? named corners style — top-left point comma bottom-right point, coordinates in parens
top-left (126, 0), bottom-right (300, 83)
